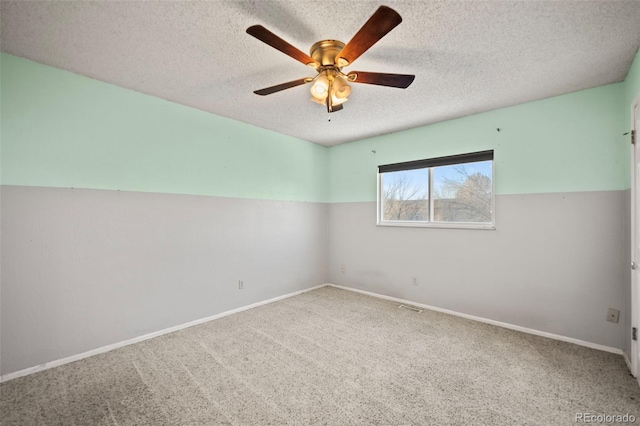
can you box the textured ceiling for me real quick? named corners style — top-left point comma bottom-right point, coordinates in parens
top-left (2, 1), bottom-right (640, 146)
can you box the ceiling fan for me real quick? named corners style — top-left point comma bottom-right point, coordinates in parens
top-left (246, 5), bottom-right (415, 113)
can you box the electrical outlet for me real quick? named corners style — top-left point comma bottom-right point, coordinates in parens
top-left (412, 277), bottom-right (419, 286)
top-left (340, 264), bottom-right (345, 273)
top-left (606, 308), bottom-right (619, 323)
top-left (238, 280), bottom-right (244, 290)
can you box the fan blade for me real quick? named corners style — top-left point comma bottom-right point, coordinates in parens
top-left (336, 6), bottom-right (402, 67)
top-left (247, 25), bottom-right (319, 67)
top-left (254, 78), bottom-right (310, 96)
top-left (347, 71), bottom-right (415, 88)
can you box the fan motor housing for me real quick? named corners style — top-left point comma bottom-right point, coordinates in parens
top-left (310, 40), bottom-right (345, 66)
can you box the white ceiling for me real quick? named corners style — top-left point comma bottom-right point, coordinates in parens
top-left (2, 1), bottom-right (640, 146)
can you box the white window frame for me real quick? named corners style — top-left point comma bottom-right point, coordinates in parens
top-left (376, 151), bottom-right (496, 230)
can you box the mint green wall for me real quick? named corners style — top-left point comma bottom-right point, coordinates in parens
top-left (619, 47), bottom-right (640, 190)
top-left (0, 54), bottom-right (328, 202)
top-left (3, 51), bottom-right (637, 204)
top-left (625, 47), bottom-right (640, 111)
top-left (328, 83), bottom-right (628, 202)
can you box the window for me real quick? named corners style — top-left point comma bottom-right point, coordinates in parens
top-left (377, 150), bottom-right (494, 229)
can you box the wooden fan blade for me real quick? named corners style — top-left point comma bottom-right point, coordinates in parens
top-left (347, 71), bottom-right (415, 88)
top-left (247, 25), bottom-right (319, 67)
top-left (336, 6), bottom-right (402, 67)
top-left (254, 78), bottom-right (310, 96)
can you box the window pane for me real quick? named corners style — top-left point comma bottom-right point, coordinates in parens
top-left (432, 161), bottom-right (493, 223)
top-left (381, 169), bottom-right (429, 221)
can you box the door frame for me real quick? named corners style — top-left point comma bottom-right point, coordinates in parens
top-left (631, 93), bottom-right (640, 381)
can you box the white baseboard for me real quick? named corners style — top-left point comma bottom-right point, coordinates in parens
top-left (0, 284), bottom-right (328, 384)
top-left (328, 284), bottom-right (624, 356)
top-left (624, 351), bottom-right (634, 374)
top-left (2, 282), bottom-right (625, 384)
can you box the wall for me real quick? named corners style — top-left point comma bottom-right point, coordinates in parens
top-left (2, 48), bottom-right (638, 377)
top-left (0, 54), bottom-right (329, 376)
top-left (623, 47), bottom-right (640, 360)
top-left (328, 83), bottom-right (629, 349)
top-left (0, 55), bottom-right (328, 202)
top-left (625, 47), bottom-right (640, 114)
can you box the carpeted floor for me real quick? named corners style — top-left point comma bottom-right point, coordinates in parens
top-left (1, 286), bottom-right (639, 425)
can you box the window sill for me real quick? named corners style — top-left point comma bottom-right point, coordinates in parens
top-left (377, 221), bottom-right (495, 230)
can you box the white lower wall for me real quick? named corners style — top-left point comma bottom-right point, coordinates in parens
top-left (0, 185), bottom-right (329, 376)
top-left (328, 191), bottom-right (627, 349)
top-left (1, 186), bottom-right (630, 377)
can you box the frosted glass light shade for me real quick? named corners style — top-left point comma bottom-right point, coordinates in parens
top-left (310, 75), bottom-right (329, 100)
top-left (333, 76), bottom-right (351, 99)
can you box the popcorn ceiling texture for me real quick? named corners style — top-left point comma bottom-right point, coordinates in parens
top-left (1, 0), bottom-right (639, 146)
top-left (1, 287), bottom-right (639, 425)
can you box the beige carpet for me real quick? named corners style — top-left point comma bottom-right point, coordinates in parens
top-left (1, 286), bottom-right (639, 425)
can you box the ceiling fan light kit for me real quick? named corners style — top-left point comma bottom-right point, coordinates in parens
top-left (246, 5), bottom-right (415, 114)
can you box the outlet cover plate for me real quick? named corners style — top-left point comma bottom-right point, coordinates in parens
top-left (606, 308), bottom-right (619, 323)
